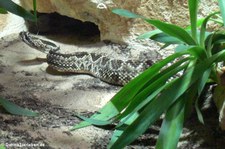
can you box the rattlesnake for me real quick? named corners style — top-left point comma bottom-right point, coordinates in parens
top-left (19, 31), bottom-right (154, 85)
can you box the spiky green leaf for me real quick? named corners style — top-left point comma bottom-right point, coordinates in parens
top-left (112, 9), bottom-right (143, 18)
top-left (0, 0), bottom-right (36, 21)
top-left (156, 97), bottom-right (186, 149)
top-left (0, 97), bottom-right (38, 116)
top-left (144, 19), bottom-right (196, 45)
top-left (218, 0), bottom-right (225, 26)
top-left (200, 12), bottom-right (220, 47)
top-left (188, 0), bottom-right (199, 42)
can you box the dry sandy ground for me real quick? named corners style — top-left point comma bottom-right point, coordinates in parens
top-left (0, 33), bottom-right (119, 149)
top-left (0, 33), bottom-right (225, 149)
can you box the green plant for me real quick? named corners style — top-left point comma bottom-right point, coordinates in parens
top-left (0, 0), bottom-right (38, 116)
top-left (73, 0), bottom-right (225, 148)
top-left (0, 144), bottom-right (6, 149)
top-left (0, 0), bottom-right (36, 21)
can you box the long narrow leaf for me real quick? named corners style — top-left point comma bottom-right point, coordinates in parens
top-left (188, 0), bottom-right (199, 42)
top-left (198, 68), bottom-right (212, 95)
top-left (185, 18), bottom-right (205, 29)
top-left (149, 32), bottom-right (184, 44)
top-left (76, 115), bottom-right (112, 126)
top-left (184, 84), bottom-right (198, 120)
top-left (0, 97), bottom-right (38, 116)
top-left (200, 12), bottom-right (220, 47)
top-left (0, 0), bottom-right (36, 21)
top-left (109, 113), bottom-right (139, 147)
top-left (194, 68), bottom-right (212, 124)
top-left (205, 33), bottom-right (214, 55)
top-left (32, 0), bottom-right (37, 22)
top-left (112, 9), bottom-right (143, 18)
top-left (195, 97), bottom-right (204, 124)
top-left (138, 30), bottom-right (183, 44)
top-left (144, 19), bottom-right (196, 45)
top-left (137, 29), bottom-right (162, 39)
top-left (218, 0), bottom-right (225, 26)
top-left (155, 97), bottom-right (186, 149)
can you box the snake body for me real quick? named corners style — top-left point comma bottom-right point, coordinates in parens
top-left (19, 31), bottom-right (153, 85)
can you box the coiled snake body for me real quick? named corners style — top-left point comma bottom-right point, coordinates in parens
top-left (19, 32), bottom-right (153, 85)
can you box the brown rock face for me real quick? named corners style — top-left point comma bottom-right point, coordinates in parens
top-left (20, 0), bottom-right (218, 43)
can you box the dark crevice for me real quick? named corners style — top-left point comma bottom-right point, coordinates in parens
top-left (26, 12), bottom-right (101, 44)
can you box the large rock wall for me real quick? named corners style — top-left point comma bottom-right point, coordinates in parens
top-left (20, 0), bottom-right (218, 43)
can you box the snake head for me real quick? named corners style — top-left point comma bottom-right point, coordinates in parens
top-left (19, 31), bottom-right (32, 45)
top-left (19, 31), bottom-right (60, 54)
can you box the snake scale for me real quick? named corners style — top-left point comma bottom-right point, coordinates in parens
top-left (19, 31), bottom-right (153, 85)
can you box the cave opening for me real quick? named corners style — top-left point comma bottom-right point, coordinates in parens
top-left (27, 12), bottom-right (101, 44)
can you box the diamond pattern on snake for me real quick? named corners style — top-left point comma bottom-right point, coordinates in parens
top-left (19, 31), bottom-right (154, 86)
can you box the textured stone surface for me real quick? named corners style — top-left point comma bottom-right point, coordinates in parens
top-left (20, 0), bottom-right (219, 43)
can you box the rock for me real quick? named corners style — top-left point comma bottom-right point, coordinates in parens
top-left (20, 0), bottom-right (218, 44)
